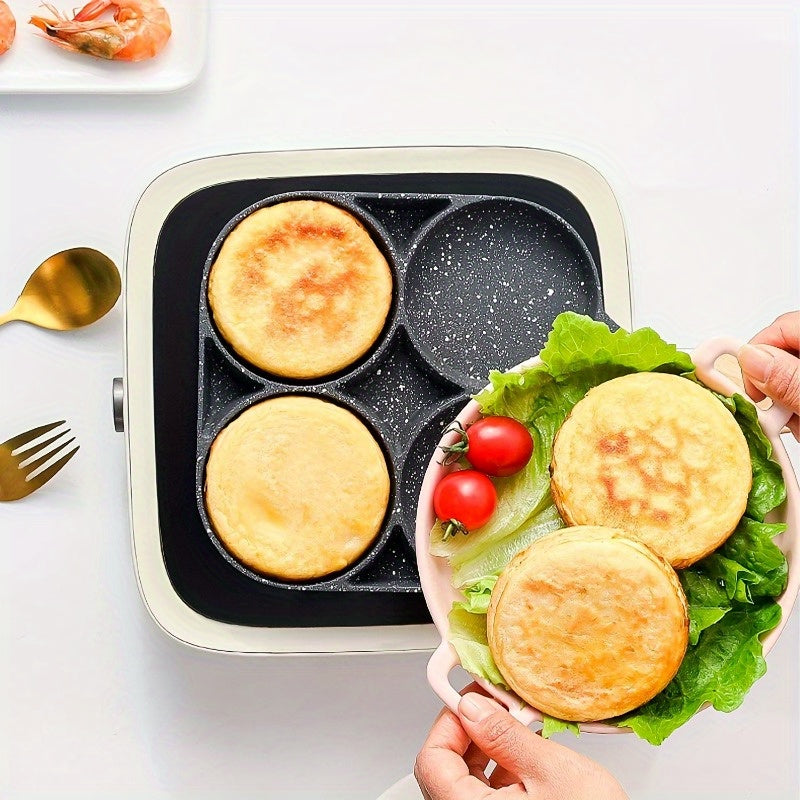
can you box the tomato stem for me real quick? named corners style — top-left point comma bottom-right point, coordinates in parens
top-left (438, 420), bottom-right (469, 466)
top-left (442, 519), bottom-right (469, 539)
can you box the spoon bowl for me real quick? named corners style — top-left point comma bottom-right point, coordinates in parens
top-left (0, 247), bottom-right (121, 330)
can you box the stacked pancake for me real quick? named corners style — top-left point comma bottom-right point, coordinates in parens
top-left (551, 373), bottom-right (751, 568)
top-left (488, 526), bottom-right (688, 721)
top-left (487, 372), bottom-right (751, 721)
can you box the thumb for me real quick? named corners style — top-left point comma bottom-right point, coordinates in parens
top-left (738, 343), bottom-right (800, 413)
top-left (457, 693), bottom-right (560, 783)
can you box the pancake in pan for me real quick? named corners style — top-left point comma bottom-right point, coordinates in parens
top-left (487, 526), bottom-right (688, 722)
top-left (208, 200), bottom-right (393, 379)
top-left (204, 395), bottom-right (390, 581)
top-left (551, 372), bottom-right (751, 568)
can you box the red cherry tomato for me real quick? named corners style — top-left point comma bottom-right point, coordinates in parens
top-left (461, 416), bottom-right (534, 477)
top-left (433, 469), bottom-right (497, 538)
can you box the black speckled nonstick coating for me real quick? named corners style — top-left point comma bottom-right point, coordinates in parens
top-left (195, 191), bottom-right (606, 592)
top-left (151, 172), bottom-right (614, 627)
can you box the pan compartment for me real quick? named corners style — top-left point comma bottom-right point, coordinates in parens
top-left (195, 388), bottom-right (400, 591)
top-left (200, 191), bottom-right (402, 386)
top-left (403, 197), bottom-right (603, 386)
top-left (353, 195), bottom-right (453, 254)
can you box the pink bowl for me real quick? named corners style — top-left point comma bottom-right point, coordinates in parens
top-left (415, 337), bottom-right (800, 734)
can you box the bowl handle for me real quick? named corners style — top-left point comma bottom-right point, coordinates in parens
top-left (427, 641), bottom-right (531, 721)
top-left (427, 642), bottom-right (463, 713)
top-left (692, 336), bottom-right (794, 438)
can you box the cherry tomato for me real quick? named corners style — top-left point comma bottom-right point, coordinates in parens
top-left (441, 416), bottom-right (533, 477)
top-left (465, 416), bottom-right (533, 476)
top-left (433, 469), bottom-right (497, 538)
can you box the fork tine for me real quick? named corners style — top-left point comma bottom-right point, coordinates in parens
top-left (3, 421), bottom-right (66, 452)
top-left (16, 430), bottom-right (71, 460)
top-left (21, 437), bottom-right (76, 475)
top-left (24, 445), bottom-right (79, 491)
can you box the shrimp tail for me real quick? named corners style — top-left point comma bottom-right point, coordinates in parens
top-left (31, 2), bottom-right (97, 32)
top-left (29, 3), bottom-right (62, 33)
top-left (74, 0), bottom-right (114, 23)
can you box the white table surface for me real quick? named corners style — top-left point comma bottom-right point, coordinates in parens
top-left (1, 2), bottom-right (799, 798)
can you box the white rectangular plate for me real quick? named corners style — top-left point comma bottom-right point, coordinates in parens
top-left (0, 0), bottom-right (206, 93)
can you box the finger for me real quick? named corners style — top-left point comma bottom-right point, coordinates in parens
top-left (460, 684), bottom-right (493, 785)
top-left (457, 693), bottom-right (566, 786)
top-left (414, 769), bottom-right (492, 800)
top-left (490, 734), bottom-right (543, 788)
top-left (741, 373), bottom-right (766, 403)
top-left (487, 732), bottom-right (544, 788)
top-left (738, 344), bottom-right (800, 413)
top-left (464, 742), bottom-right (491, 784)
top-left (745, 313), bottom-right (800, 402)
top-left (415, 709), bottom-right (493, 800)
top-left (422, 707), bottom-right (471, 758)
top-left (750, 312), bottom-right (800, 352)
top-left (488, 763), bottom-right (523, 789)
top-left (414, 769), bottom-right (493, 800)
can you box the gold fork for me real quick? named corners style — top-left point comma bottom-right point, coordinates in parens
top-left (0, 421), bottom-right (79, 501)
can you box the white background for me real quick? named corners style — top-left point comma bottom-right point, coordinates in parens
top-left (1, 2), bottom-right (799, 799)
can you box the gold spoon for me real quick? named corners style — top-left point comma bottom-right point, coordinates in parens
top-left (0, 247), bottom-right (121, 330)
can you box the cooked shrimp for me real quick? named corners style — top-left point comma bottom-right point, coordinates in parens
top-left (29, 0), bottom-right (171, 62)
top-left (0, 1), bottom-right (16, 57)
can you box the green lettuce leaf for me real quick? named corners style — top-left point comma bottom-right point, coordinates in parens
top-left (476, 367), bottom-right (538, 421)
top-left (537, 312), bottom-right (695, 379)
top-left (718, 517), bottom-right (788, 599)
top-left (680, 568), bottom-right (731, 645)
top-left (451, 502), bottom-right (564, 589)
top-left (541, 715), bottom-right (581, 738)
top-left (730, 395), bottom-right (786, 520)
top-left (649, 515), bottom-right (789, 730)
top-left (448, 606), bottom-right (508, 689)
top-left (701, 554), bottom-right (759, 603)
top-left (458, 576), bottom-right (498, 614)
top-left (682, 516), bottom-right (788, 608)
top-left (687, 606), bottom-right (729, 646)
top-left (679, 569), bottom-right (730, 607)
top-left (619, 602), bottom-right (781, 745)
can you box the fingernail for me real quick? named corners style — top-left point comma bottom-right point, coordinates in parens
top-left (738, 344), bottom-right (774, 383)
top-left (458, 693), bottom-right (501, 723)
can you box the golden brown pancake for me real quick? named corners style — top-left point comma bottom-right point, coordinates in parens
top-left (487, 526), bottom-right (688, 722)
top-left (551, 372), bottom-right (751, 568)
top-left (208, 200), bottom-right (393, 379)
top-left (204, 395), bottom-right (390, 581)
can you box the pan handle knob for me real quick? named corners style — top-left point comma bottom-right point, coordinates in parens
top-left (112, 377), bottom-right (124, 433)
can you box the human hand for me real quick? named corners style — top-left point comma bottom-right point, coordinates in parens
top-left (414, 689), bottom-right (628, 799)
top-left (738, 311), bottom-right (800, 440)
